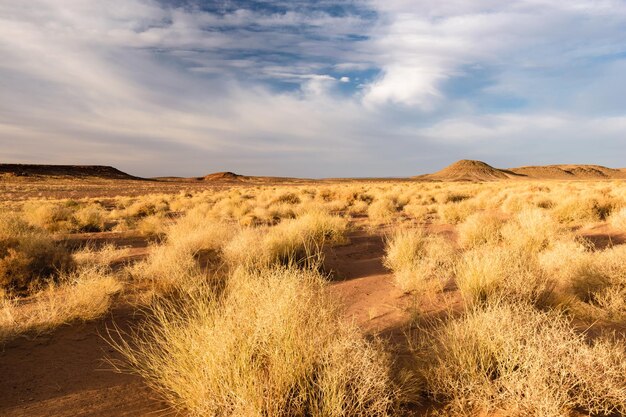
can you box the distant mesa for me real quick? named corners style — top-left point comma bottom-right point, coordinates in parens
top-left (508, 164), bottom-right (626, 180)
top-left (417, 160), bottom-right (626, 182)
top-left (0, 164), bottom-right (141, 180)
top-left (202, 171), bottom-right (245, 181)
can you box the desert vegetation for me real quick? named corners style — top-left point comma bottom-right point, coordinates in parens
top-left (1, 177), bottom-right (625, 416)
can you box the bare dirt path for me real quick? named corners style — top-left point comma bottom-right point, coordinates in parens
top-left (325, 229), bottom-right (413, 334)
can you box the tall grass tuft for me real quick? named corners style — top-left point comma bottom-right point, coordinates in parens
top-left (112, 266), bottom-right (396, 417)
top-left (411, 302), bottom-right (626, 416)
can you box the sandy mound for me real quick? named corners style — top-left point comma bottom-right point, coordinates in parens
top-left (0, 164), bottom-right (140, 180)
top-left (418, 160), bottom-right (515, 182)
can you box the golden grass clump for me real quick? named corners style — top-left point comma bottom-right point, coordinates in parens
top-left (457, 211), bottom-right (505, 249)
top-left (541, 242), bottom-right (626, 322)
top-left (131, 211), bottom-right (233, 292)
top-left (401, 202), bottom-right (431, 223)
top-left (368, 197), bottom-right (400, 224)
top-left (22, 201), bottom-right (75, 232)
top-left (73, 203), bottom-right (108, 232)
top-left (73, 243), bottom-right (131, 269)
top-left (412, 302), bottom-right (626, 416)
top-left (456, 245), bottom-right (554, 307)
top-left (0, 214), bottom-right (74, 296)
top-left (500, 208), bottom-right (563, 253)
top-left (437, 200), bottom-right (476, 224)
top-left (551, 196), bottom-right (617, 224)
top-left (224, 211), bottom-right (348, 269)
top-left (113, 266), bottom-right (395, 417)
top-left (1, 266), bottom-right (122, 341)
top-left (384, 229), bottom-right (457, 292)
top-left (609, 206), bottom-right (626, 230)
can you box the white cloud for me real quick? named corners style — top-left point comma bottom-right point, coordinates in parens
top-left (1, 0), bottom-right (626, 176)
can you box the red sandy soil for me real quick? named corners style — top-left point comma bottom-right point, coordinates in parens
top-left (0, 308), bottom-right (170, 417)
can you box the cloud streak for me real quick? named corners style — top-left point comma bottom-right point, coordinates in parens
top-left (1, 0), bottom-right (626, 177)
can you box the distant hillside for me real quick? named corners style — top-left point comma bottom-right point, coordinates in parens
top-left (417, 160), bottom-right (518, 182)
top-left (200, 171), bottom-right (308, 184)
top-left (0, 164), bottom-right (141, 180)
top-left (416, 160), bottom-right (626, 182)
top-left (509, 164), bottom-right (626, 180)
top-left (202, 172), bottom-right (245, 181)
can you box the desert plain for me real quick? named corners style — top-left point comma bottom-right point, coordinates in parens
top-left (0, 160), bottom-right (625, 417)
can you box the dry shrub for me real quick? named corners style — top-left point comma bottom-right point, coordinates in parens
top-left (457, 211), bottom-right (505, 249)
top-left (73, 203), bottom-right (107, 232)
top-left (437, 200), bottom-right (476, 224)
top-left (131, 212), bottom-right (233, 292)
top-left (402, 203), bottom-right (430, 222)
top-left (224, 211), bottom-right (348, 269)
top-left (500, 208), bottom-right (563, 253)
top-left (551, 196), bottom-right (617, 224)
top-left (456, 245), bottom-right (554, 307)
top-left (113, 266), bottom-right (395, 417)
top-left (609, 206), bottom-right (626, 230)
top-left (541, 242), bottom-right (626, 322)
top-left (368, 198), bottom-right (399, 224)
top-left (0, 214), bottom-right (74, 296)
top-left (22, 201), bottom-right (75, 232)
top-left (347, 199), bottom-right (370, 215)
top-left (384, 229), bottom-right (457, 292)
top-left (0, 266), bottom-right (121, 341)
top-left (136, 214), bottom-right (169, 239)
top-left (412, 302), bottom-right (626, 416)
top-left (73, 243), bottom-right (131, 269)
top-left (272, 192), bottom-right (301, 205)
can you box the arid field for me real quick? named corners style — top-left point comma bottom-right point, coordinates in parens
top-left (1, 161), bottom-right (625, 417)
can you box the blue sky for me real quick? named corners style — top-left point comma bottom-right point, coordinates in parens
top-left (1, 0), bottom-right (626, 177)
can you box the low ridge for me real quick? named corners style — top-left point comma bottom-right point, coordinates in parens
top-left (509, 164), bottom-right (626, 180)
top-left (202, 171), bottom-right (245, 181)
top-left (0, 164), bottom-right (141, 180)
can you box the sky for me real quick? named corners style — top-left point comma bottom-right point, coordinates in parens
top-left (1, 0), bottom-right (626, 178)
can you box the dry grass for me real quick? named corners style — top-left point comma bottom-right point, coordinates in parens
top-left (456, 244), bottom-right (555, 308)
top-left (224, 210), bottom-right (348, 269)
top-left (73, 243), bottom-right (131, 269)
top-left (130, 211), bottom-right (233, 293)
top-left (0, 266), bottom-right (122, 341)
top-left (610, 206), bottom-right (626, 230)
top-left (541, 242), bottom-right (626, 322)
top-left (457, 211), bottom-right (505, 249)
top-left (0, 214), bottom-right (74, 296)
top-left (384, 228), bottom-right (457, 292)
top-left (411, 302), bottom-right (626, 416)
top-left (112, 266), bottom-right (396, 417)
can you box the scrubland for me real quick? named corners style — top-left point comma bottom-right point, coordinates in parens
top-left (1, 179), bottom-right (625, 416)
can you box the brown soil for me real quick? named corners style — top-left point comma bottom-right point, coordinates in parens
top-left (0, 308), bottom-right (170, 417)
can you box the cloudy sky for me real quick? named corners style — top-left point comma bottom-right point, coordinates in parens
top-left (2, 1), bottom-right (626, 177)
